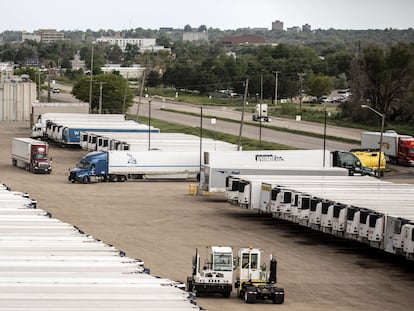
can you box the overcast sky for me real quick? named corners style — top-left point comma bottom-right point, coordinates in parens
top-left (1, 0), bottom-right (413, 32)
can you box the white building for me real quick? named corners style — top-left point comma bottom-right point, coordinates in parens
top-left (182, 32), bottom-right (208, 42)
top-left (96, 37), bottom-right (156, 52)
top-left (101, 64), bottom-right (146, 79)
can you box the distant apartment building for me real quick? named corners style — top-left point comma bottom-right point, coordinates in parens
top-left (96, 37), bottom-right (157, 52)
top-left (182, 31), bottom-right (209, 43)
top-left (37, 29), bottom-right (64, 43)
top-left (287, 26), bottom-right (301, 33)
top-left (272, 20), bottom-right (284, 31)
top-left (220, 35), bottom-right (266, 47)
top-left (302, 24), bottom-right (312, 32)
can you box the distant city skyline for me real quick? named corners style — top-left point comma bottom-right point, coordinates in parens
top-left (1, 0), bottom-right (413, 33)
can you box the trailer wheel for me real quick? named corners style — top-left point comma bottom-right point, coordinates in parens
top-left (12, 159), bottom-right (17, 166)
top-left (82, 176), bottom-right (89, 184)
top-left (223, 290), bottom-right (231, 298)
top-left (118, 175), bottom-right (126, 182)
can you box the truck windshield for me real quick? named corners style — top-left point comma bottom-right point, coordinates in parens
top-left (213, 253), bottom-right (233, 271)
top-left (77, 160), bottom-right (90, 169)
top-left (33, 154), bottom-right (47, 160)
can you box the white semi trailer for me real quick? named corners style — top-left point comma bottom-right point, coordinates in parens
top-left (32, 113), bottom-right (126, 139)
top-left (68, 150), bottom-right (201, 183)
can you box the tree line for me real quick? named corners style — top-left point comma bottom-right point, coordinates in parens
top-left (2, 32), bottom-right (414, 123)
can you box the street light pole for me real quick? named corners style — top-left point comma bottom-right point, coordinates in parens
top-left (361, 105), bottom-right (385, 178)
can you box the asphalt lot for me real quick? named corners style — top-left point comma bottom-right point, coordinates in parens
top-left (1, 121), bottom-right (414, 311)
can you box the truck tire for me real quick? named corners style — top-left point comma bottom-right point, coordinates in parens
top-left (223, 290), bottom-right (231, 298)
top-left (82, 176), bottom-right (89, 184)
top-left (244, 287), bottom-right (256, 303)
top-left (12, 159), bottom-right (17, 166)
top-left (118, 175), bottom-right (126, 182)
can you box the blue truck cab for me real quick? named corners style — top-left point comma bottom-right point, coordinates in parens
top-left (68, 151), bottom-right (109, 183)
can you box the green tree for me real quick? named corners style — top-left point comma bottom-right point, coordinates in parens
top-left (147, 70), bottom-right (162, 87)
top-left (351, 43), bottom-right (414, 117)
top-left (71, 74), bottom-right (134, 113)
top-left (306, 74), bottom-right (334, 99)
top-left (106, 45), bottom-right (124, 64)
top-left (124, 43), bottom-right (140, 65)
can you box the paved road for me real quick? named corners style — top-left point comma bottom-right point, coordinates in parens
top-left (51, 90), bottom-right (414, 178)
top-left (133, 99), bottom-right (359, 151)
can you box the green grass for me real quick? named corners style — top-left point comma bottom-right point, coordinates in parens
top-left (159, 107), bottom-right (360, 145)
top-left (127, 114), bottom-right (295, 151)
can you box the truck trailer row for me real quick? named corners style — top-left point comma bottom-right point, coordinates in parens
top-left (223, 174), bottom-right (414, 260)
top-left (0, 182), bottom-right (202, 310)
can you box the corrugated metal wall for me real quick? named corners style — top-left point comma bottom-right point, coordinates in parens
top-left (0, 82), bottom-right (36, 121)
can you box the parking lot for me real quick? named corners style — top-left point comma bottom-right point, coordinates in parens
top-left (1, 121), bottom-right (414, 311)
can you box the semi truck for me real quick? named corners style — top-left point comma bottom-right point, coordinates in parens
top-left (68, 150), bottom-right (201, 183)
top-left (186, 246), bottom-right (233, 298)
top-left (200, 150), bottom-right (373, 193)
top-left (11, 138), bottom-right (52, 174)
top-left (252, 103), bottom-right (270, 122)
top-left (361, 130), bottom-right (414, 166)
top-left (349, 149), bottom-right (386, 175)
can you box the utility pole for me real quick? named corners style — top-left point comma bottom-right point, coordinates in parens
top-left (47, 65), bottom-right (51, 103)
top-left (297, 72), bottom-right (305, 116)
top-left (136, 69), bottom-right (146, 122)
top-left (237, 79), bottom-right (249, 150)
top-left (89, 42), bottom-right (95, 114)
top-left (122, 72), bottom-right (129, 114)
top-left (37, 70), bottom-right (41, 101)
top-left (95, 81), bottom-right (107, 114)
top-left (259, 70), bottom-right (264, 147)
top-left (273, 70), bottom-right (280, 106)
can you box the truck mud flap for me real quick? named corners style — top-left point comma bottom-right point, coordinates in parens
top-left (272, 287), bottom-right (285, 304)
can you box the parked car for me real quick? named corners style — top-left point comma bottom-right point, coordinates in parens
top-left (319, 96), bottom-right (333, 103)
top-left (52, 87), bottom-right (60, 93)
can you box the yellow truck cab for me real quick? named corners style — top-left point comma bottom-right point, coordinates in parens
top-left (350, 149), bottom-right (386, 176)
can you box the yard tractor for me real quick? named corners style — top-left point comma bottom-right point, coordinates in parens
top-left (187, 246), bottom-right (233, 297)
top-left (234, 247), bottom-right (285, 304)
